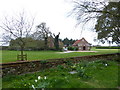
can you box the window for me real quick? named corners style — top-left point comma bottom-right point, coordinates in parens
top-left (78, 43), bottom-right (81, 46)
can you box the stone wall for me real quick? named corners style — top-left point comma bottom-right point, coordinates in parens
top-left (0, 53), bottom-right (119, 77)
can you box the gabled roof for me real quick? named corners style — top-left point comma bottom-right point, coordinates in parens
top-left (73, 40), bottom-right (81, 45)
top-left (73, 38), bottom-right (90, 46)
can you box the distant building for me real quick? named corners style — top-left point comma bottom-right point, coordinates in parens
top-left (73, 38), bottom-right (91, 51)
top-left (48, 36), bottom-right (64, 48)
top-left (48, 36), bottom-right (54, 48)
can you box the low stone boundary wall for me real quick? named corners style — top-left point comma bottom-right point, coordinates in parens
top-left (0, 53), bottom-right (119, 77)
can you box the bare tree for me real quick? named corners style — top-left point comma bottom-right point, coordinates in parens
top-left (70, 0), bottom-right (120, 45)
top-left (70, 0), bottom-right (107, 26)
top-left (36, 22), bottom-right (52, 50)
top-left (53, 32), bottom-right (60, 50)
top-left (0, 11), bottom-right (35, 61)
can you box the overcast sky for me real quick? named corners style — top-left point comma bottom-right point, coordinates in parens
top-left (0, 0), bottom-right (117, 46)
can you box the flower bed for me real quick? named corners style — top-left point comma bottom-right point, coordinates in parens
top-left (2, 58), bottom-right (119, 88)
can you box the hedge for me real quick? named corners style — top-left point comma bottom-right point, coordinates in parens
top-left (96, 46), bottom-right (120, 49)
top-left (68, 46), bottom-right (78, 51)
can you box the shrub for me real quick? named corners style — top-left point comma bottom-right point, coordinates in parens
top-left (40, 60), bottom-right (48, 64)
top-left (74, 47), bottom-right (79, 51)
top-left (0, 46), bottom-right (9, 50)
top-left (68, 46), bottom-right (74, 51)
top-left (96, 46), bottom-right (120, 49)
top-left (64, 60), bottom-right (74, 66)
top-left (57, 65), bottom-right (64, 70)
top-left (68, 46), bottom-right (78, 51)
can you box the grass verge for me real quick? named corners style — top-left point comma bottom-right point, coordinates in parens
top-left (1, 48), bottom-right (119, 63)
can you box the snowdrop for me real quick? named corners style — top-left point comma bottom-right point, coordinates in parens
top-left (105, 64), bottom-right (108, 66)
top-left (38, 76), bottom-right (41, 80)
top-left (35, 79), bottom-right (37, 82)
top-left (44, 76), bottom-right (47, 80)
top-left (32, 85), bottom-right (35, 90)
top-left (30, 75), bottom-right (49, 88)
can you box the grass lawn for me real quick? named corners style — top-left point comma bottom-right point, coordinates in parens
top-left (1, 48), bottom-right (119, 63)
top-left (2, 59), bottom-right (118, 88)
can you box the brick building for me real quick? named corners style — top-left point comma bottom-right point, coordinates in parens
top-left (73, 38), bottom-right (91, 51)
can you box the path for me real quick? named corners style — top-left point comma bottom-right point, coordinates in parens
top-left (58, 51), bottom-right (98, 54)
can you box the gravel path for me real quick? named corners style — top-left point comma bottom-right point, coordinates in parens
top-left (58, 51), bottom-right (98, 53)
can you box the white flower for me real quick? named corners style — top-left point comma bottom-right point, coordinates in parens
top-left (44, 76), bottom-right (47, 80)
top-left (32, 85), bottom-right (35, 89)
top-left (38, 76), bottom-right (41, 80)
top-left (35, 79), bottom-right (37, 82)
top-left (105, 64), bottom-right (108, 66)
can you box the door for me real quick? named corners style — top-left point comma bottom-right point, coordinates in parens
top-left (83, 46), bottom-right (86, 50)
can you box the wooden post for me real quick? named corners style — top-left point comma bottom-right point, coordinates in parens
top-left (17, 54), bottom-right (27, 61)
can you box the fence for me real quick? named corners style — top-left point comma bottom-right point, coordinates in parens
top-left (17, 54), bottom-right (27, 61)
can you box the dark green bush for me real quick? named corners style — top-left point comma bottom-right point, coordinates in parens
top-left (40, 60), bottom-right (48, 64)
top-left (57, 65), bottom-right (64, 70)
top-left (68, 46), bottom-right (74, 51)
top-left (0, 46), bottom-right (9, 50)
top-left (68, 46), bottom-right (78, 51)
top-left (74, 47), bottom-right (79, 51)
top-left (96, 46), bottom-right (120, 49)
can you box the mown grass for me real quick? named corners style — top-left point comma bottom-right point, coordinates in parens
top-left (2, 59), bottom-right (118, 88)
top-left (1, 48), bottom-right (119, 63)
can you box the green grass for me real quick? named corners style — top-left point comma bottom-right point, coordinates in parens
top-left (1, 48), bottom-right (119, 63)
top-left (2, 59), bottom-right (118, 88)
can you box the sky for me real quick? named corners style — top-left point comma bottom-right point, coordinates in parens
top-left (0, 0), bottom-right (117, 46)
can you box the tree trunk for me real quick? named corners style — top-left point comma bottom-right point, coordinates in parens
top-left (54, 38), bottom-right (59, 50)
top-left (44, 37), bottom-right (48, 50)
top-left (20, 46), bottom-right (24, 61)
top-left (54, 33), bottom-right (60, 51)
